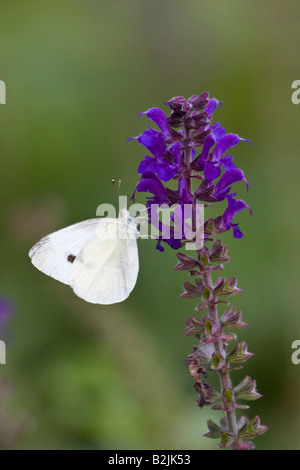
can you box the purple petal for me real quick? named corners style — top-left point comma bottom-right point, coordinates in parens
top-left (211, 122), bottom-right (226, 142)
top-left (214, 134), bottom-right (240, 159)
top-left (220, 155), bottom-right (236, 171)
top-left (135, 172), bottom-right (167, 203)
top-left (194, 134), bottom-right (215, 170)
top-left (232, 225), bottom-right (243, 238)
top-left (220, 156), bottom-right (250, 190)
top-left (169, 141), bottom-right (181, 165)
top-left (241, 137), bottom-right (251, 146)
top-left (145, 108), bottom-right (169, 133)
top-left (214, 169), bottom-right (245, 200)
top-left (222, 194), bottom-right (251, 229)
top-left (137, 128), bottom-right (166, 159)
top-left (244, 176), bottom-right (251, 191)
top-left (201, 134), bottom-right (215, 162)
top-left (138, 156), bottom-right (156, 175)
top-left (166, 238), bottom-right (182, 250)
top-left (157, 162), bottom-right (178, 181)
top-left (156, 240), bottom-right (165, 252)
top-left (205, 98), bottom-right (220, 116)
top-left (204, 162), bottom-right (221, 181)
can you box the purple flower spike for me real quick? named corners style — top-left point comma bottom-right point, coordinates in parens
top-left (131, 93), bottom-right (267, 450)
top-left (133, 93), bottom-right (252, 244)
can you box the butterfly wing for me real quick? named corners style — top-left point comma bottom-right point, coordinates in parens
top-left (29, 219), bottom-right (102, 285)
top-left (29, 217), bottom-right (139, 304)
top-left (69, 220), bottom-right (139, 304)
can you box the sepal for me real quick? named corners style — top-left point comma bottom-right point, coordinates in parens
top-left (208, 239), bottom-right (232, 263)
top-left (184, 316), bottom-right (205, 336)
top-left (220, 306), bottom-right (248, 329)
top-left (237, 415), bottom-right (268, 440)
top-left (211, 352), bottom-right (225, 370)
top-left (234, 376), bottom-right (263, 401)
top-left (218, 431), bottom-right (235, 449)
top-left (214, 276), bottom-right (243, 296)
top-left (180, 280), bottom-right (203, 299)
top-left (227, 342), bottom-right (254, 364)
top-left (203, 419), bottom-right (223, 439)
top-left (175, 252), bottom-right (199, 271)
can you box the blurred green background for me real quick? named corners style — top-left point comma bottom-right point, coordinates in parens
top-left (1, 0), bottom-right (300, 450)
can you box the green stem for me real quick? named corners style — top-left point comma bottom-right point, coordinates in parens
top-left (203, 269), bottom-right (238, 438)
top-left (183, 122), bottom-right (237, 441)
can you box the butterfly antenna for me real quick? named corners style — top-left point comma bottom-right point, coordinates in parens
top-left (112, 179), bottom-right (123, 216)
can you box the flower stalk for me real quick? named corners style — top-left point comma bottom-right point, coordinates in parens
top-left (204, 268), bottom-right (238, 437)
top-left (132, 93), bottom-right (268, 449)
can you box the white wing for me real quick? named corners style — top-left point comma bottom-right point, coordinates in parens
top-left (29, 217), bottom-right (139, 304)
top-left (29, 219), bottom-right (102, 285)
top-left (69, 225), bottom-right (139, 304)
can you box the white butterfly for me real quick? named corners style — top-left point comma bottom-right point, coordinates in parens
top-left (28, 209), bottom-right (139, 305)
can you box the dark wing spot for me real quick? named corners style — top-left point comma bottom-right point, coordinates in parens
top-left (67, 254), bottom-right (76, 263)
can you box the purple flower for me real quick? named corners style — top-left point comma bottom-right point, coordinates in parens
top-left (200, 133), bottom-right (250, 185)
top-left (214, 133), bottom-right (240, 158)
top-left (193, 134), bottom-right (215, 171)
top-left (139, 108), bottom-right (169, 134)
top-left (221, 194), bottom-right (252, 238)
top-left (134, 172), bottom-right (169, 205)
top-left (132, 93), bottom-right (251, 250)
top-left (130, 94), bottom-right (267, 450)
top-left (138, 128), bottom-right (166, 159)
top-left (211, 122), bottom-right (226, 142)
top-left (136, 128), bottom-right (180, 181)
top-left (204, 98), bottom-right (221, 116)
top-left (214, 169), bottom-right (246, 200)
